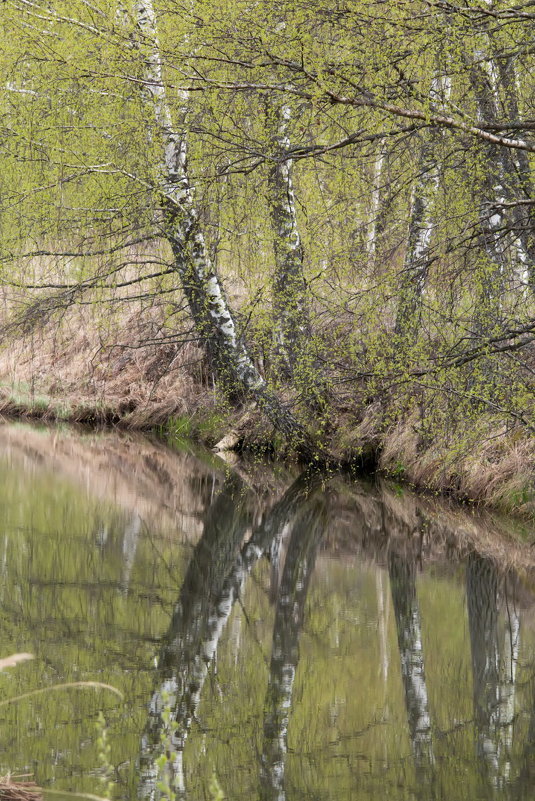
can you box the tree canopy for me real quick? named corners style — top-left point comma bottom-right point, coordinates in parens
top-left (0, 0), bottom-right (534, 476)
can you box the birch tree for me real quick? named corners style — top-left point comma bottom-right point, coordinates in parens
top-left (138, 473), bottom-right (251, 800)
top-left (366, 138), bottom-right (387, 264)
top-left (138, 469), bottom-right (323, 799)
top-left (493, 53), bottom-right (535, 290)
top-left (469, 58), bottom-right (516, 333)
top-left (126, 0), bottom-right (323, 456)
top-left (466, 554), bottom-right (521, 788)
top-left (1, 0), bottom-right (534, 457)
top-left (394, 74), bottom-right (451, 341)
top-left (266, 98), bottom-right (312, 376)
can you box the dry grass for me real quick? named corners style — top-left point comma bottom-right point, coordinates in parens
top-left (375, 408), bottom-right (535, 516)
top-left (0, 239), bottom-right (223, 429)
top-left (0, 776), bottom-right (41, 801)
top-left (1, 299), bottom-right (534, 517)
top-left (0, 245), bottom-right (533, 517)
top-left (0, 296), bottom-right (213, 429)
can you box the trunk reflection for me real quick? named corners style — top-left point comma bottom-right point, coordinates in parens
top-left (138, 471), bottom-right (324, 800)
top-left (260, 495), bottom-right (327, 801)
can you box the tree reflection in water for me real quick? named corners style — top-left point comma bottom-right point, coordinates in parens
top-left (260, 495), bottom-right (327, 801)
top-left (467, 554), bottom-right (521, 790)
top-left (133, 463), bottom-right (535, 801)
top-left (138, 470), bottom-right (324, 800)
top-left (388, 548), bottom-right (435, 781)
top-left (3, 426), bottom-right (535, 800)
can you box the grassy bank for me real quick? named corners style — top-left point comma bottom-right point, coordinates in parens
top-left (0, 294), bottom-right (533, 520)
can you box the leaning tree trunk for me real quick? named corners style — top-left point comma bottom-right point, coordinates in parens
top-left (138, 473), bottom-right (251, 801)
top-left (130, 0), bottom-right (323, 459)
top-left (138, 469), bottom-right (323, 800)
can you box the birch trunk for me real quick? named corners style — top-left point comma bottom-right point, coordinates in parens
top-left (266, 101), bottom-right (311, 374)
top-left (468, 53), bottom-right (534, 327)
top-left (132, 0), bottom-right (261, 388)
top-left (466, 554), bottom-right (518, 788)
top-left (491, 50), bottom-right (535, 289)
top-left (394, 75), bottom-right (450, 341)
top-left (500, 592), bottom-right (520, 782)
top-left (467, 554), bottom-right (501, 784)
top-left (376, 568), bottom-right (390, 686)
top-left (367, 138), bottom-right (386, 264)
top-left (131, 1), bottom-right (322, 457)
top-left (138, 474), bottom-right (250, 801)
top-left (394, 136), bottom-right (440, 340)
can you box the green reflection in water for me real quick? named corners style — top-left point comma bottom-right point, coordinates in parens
top-left (0, 423), bottom-right (532, 801)
top-left (0, 428), bottom-right (208, 799)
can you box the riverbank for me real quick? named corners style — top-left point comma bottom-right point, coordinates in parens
top-left (0, 300), bottom-right (533, 519)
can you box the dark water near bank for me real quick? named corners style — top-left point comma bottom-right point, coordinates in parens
top-left (0, 423), bottom-right (534, 801)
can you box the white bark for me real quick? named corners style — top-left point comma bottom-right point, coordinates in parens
top-left (266, 101), bottom-right (311, 372)
top-left (394, 74), bottom-right (451, 340)
top-left (132, 0), bottom-right (263, 391)
top-left (466, 554), bottom-right (505, 787)
top-left (474, 61), bottom-right (510, 270)
top-left (138, 471), bottom-right (320, 801)
top-left (376, 568), bottom-right (389, 686)
top-left (129, 0), bottom-right (322, 458)
top-left (499, 602), bottom-right (520, 781)
top-left (260, 496), bottom-right (326, 801)
top-left (469, 46), bottom-right (534, 314)
top-left (138, 476), bottom-right (251, 800)
top-left (487, 40), bottom-right (535, 289)
top-left (367, 139), bottom-right (386, 263)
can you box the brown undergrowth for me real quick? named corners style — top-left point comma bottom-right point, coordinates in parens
top-left (0, 297), bottom-right (214, 428)
top-left (0, 775), bottom-right (41, 801)
top-left (0, 285), bottom-right (533, 518)
top-left (374, 408), bottom-right (535, 518)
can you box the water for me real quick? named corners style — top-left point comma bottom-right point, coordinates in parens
top-left (0, 422), bottom-right (533, 801)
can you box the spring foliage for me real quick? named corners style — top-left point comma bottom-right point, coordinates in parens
top-left (0, 0), bottom-right (534, 469)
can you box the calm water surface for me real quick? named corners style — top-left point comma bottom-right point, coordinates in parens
top-left (0, 422), bottom-right (534, 801)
